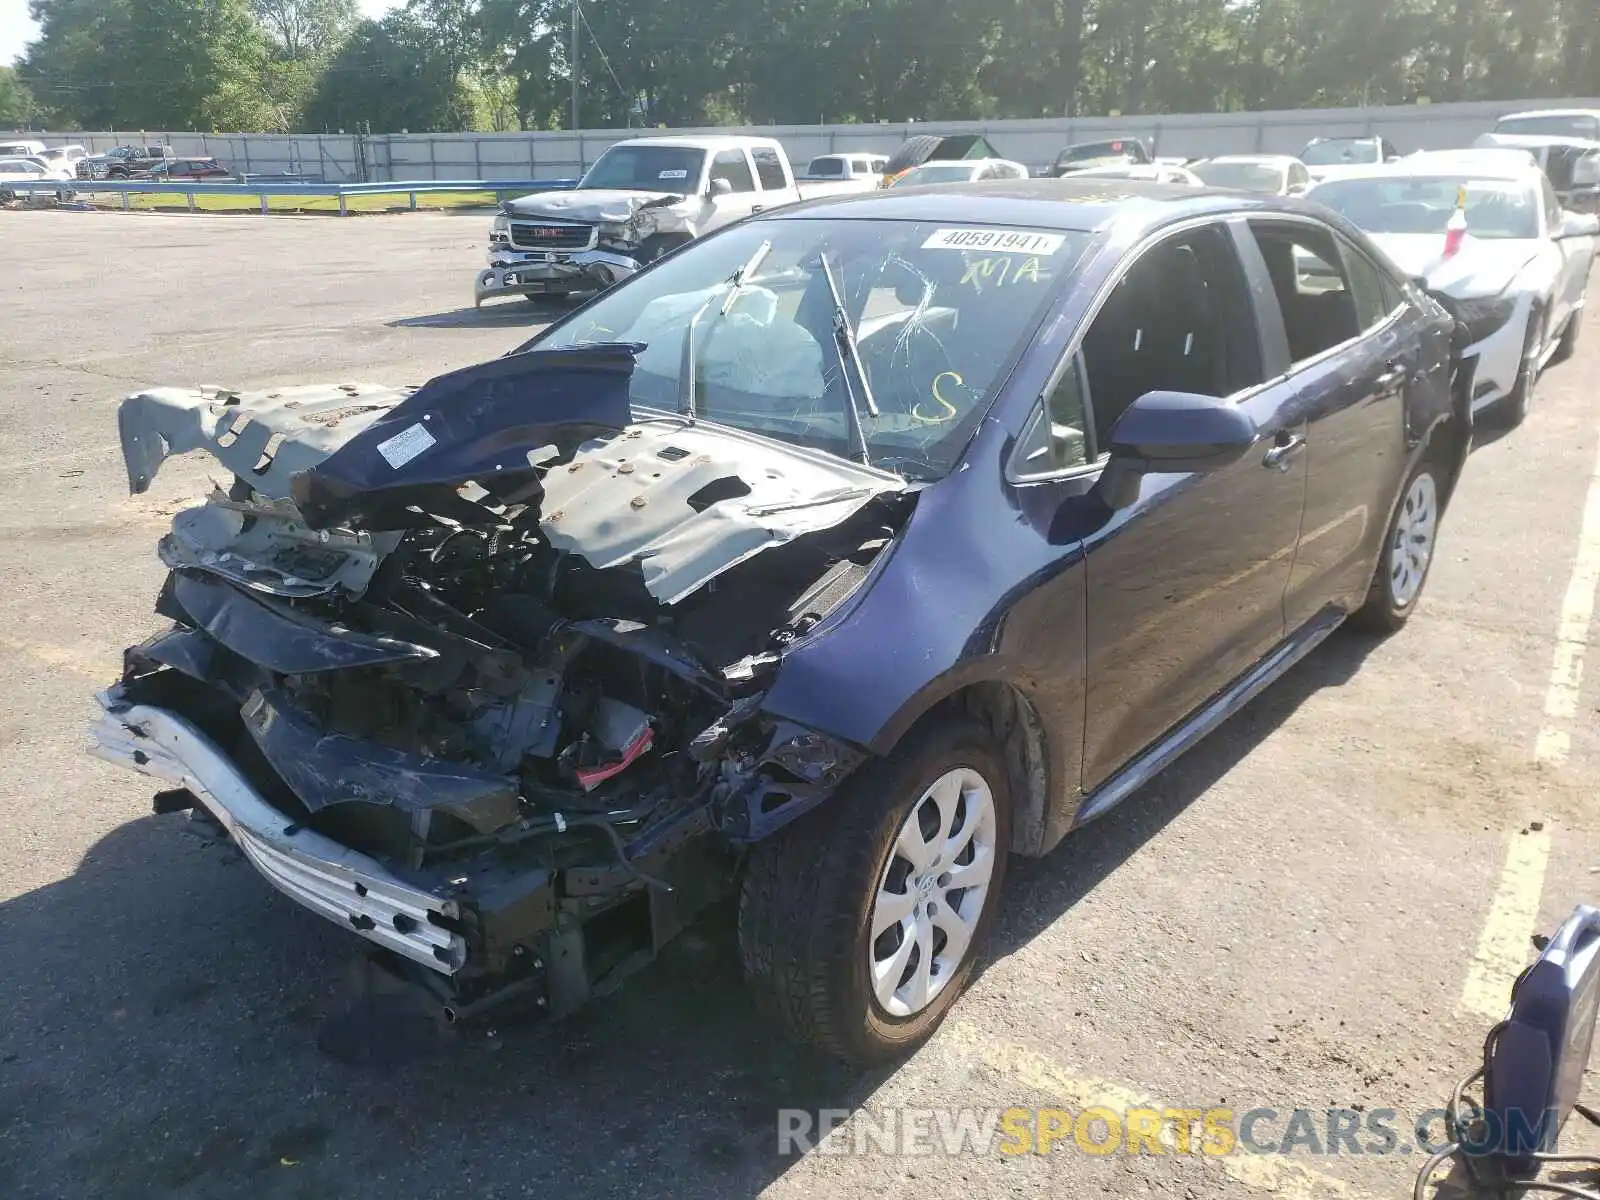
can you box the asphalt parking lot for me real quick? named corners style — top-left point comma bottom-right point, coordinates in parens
top-left (1, 209), bottom-right (1597, 1199)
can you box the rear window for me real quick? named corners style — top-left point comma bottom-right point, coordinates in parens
top-left (1495, 113), bottom-right (1600, 140)
top-left (1056, 139), bottom-right (1146, 167)
top-left (1302, 138), bottom-right (1382, 166)
top-left (806, 156), bottom-right (844, 178)
top-left (751, 147), bottom-right (788, 190)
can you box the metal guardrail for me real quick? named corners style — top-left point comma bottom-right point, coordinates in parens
top-left (0, 177), bottom-right (580, 214)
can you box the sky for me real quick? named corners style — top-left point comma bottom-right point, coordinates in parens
top-left (1, 0), bottom-right (399, 71)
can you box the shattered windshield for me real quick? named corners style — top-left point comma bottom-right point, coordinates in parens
top-left (581, 145), bottom-right (706, 191)
top-left (522, 218), bottom-right (1090, 480)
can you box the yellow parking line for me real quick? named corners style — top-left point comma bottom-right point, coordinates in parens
top-left (940, 1020), bottom-right (1376, 1199)
top-left (1534, 436), bottom-right (1600, 765)
top-left (1457, 432), bottom-right (1600, 1018)
top-left (1457, 827), bottom-right (1553, 1022)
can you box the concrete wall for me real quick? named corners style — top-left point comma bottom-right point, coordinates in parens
top-left (14, 97), bottom-right (1599, 184)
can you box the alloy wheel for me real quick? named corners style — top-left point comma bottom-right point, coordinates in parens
top-left (1389, 471), bottom-right (1438, 609)
top-left (868, 767), bottom-right (998, 1018)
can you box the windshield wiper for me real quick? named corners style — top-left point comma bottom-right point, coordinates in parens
top-left (678, 240), bottom-right (771, 420)
top-left (816, 251), bottom-right (879, 466)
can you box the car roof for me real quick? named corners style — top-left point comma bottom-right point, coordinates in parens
top-left (1497, 108), bottom-right (1600, 120)
top-left (1406, 148), bottom-right (1541, 173)
top-left (764, 177), bottom-right (1295, 233)
top-left (611, 135), bottom-right (777, 151)
top-left (1195, 154), bottom-right (1298, 166)
top-left (1313, 159), bottom-right (1542, 185)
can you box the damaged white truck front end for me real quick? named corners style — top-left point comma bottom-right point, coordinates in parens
top-left (476, 136), bottom-right (802, 306)
top-left (92, 348), bottom-right (912, 1022)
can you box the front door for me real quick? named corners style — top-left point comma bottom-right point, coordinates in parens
top-left (1077, 223), bottom-right (1308, 792)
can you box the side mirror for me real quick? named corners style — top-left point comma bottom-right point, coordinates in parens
top-left (1286, 182), bottom-right (1308, 196)
top-left (1095, 390), bottom-right (1258, 511)
top-left (1558, 211), bottom-right (1600, 239)
top-left (707, 177), bottom-right (732, 198)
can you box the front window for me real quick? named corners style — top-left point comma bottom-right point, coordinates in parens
top-left (521, 218), bottom-right (1090, 480)
top-left (1189, 161), bottom-right (1288, 192)
top-left (1302, 139), bottom-right (1381, 166)
top-left (1496, 113), bottom-right (1600, 140)
top-left (1310, 176), bottom-right (1539, 239)
top-left (894, 164), bottom-right (979, 187)
top-left (581, 145), bottom-right (706, 191)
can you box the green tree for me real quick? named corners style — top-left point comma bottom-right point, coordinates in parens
top-left (0, 67), bottom-right (34, 126)
top-left (301, 12), bottom-right (479, 132)
top-left (22, 0), bottom-right (271, 129)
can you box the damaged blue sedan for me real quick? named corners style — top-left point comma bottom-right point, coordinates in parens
top-left (93, 181), bottom-right (1474, 1063)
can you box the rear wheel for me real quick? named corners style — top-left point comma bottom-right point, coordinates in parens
top-left (738, 717), bottom-right (1011, 1063)
top-left (1350, 457), bottom-right (1442, 634)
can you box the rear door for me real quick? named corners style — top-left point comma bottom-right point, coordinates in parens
top-left (1241, 218), bottom-right (1409, 626)
top-left (1076, 221), bottom-right (1308, 791)
top-left (706, 148), bottom-right (763, 230)
top-left (750, 145), bottom-right (797, 209)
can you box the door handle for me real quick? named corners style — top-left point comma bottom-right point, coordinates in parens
top-left (1375, 363), bottom-right (1407, 394)
top-left (1262, 434), bottom-right (1307, 471)
top-left (751, 204), bottom-right (765, 213)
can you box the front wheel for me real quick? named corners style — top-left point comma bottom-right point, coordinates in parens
top-left (738, 717), bottom-right (1011, 1063)
top-left (1491, 307), bottom-right (1545, 429)
top-left (1350, 458), bottom-right (1442, 634)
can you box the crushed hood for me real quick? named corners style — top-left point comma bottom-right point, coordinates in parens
top-left (118, 382), bottom-right (411, 499)
top-left (502, 189), bottom-right (685, 223)
top-left (1367, 233), bottom-right (1541, 298)
top-left (115, 344), bottom-right (908, 607)
top-left (538, 422), bottom-right (902, 605)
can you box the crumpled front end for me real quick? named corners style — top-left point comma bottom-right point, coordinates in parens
top-left (477, 189), bottom-right (699, 304)
top-left (94, 348), bottom-right (911, 1019)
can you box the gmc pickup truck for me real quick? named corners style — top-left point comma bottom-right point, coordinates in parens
top-left (476, 135), bottom-right (803, 306)
top-left (76, 144), bottom-right (177, 180)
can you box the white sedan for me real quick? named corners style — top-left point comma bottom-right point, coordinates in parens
top-left (0, 156), bottom-right (72, 205)
top-left (1309, 159), bottom-right (1597, 427)
top-left (1064, 162), bottom-right (1205, 186)
top-left (887, 158), bottom-right (1030, 187)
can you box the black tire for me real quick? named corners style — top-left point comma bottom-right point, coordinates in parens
top-left (738, 716), bottom-right (1012, 1064)
top-left (0, 189), bottom-right (13, 205)
top-left (639, 233), bottom-right (692, 263)
top-left (1490, 307), bottom-right (1545, 429)
top-left (1350, 455), bottom-right (1443, 634)
top-left (1550, 297), bottom-right (1585, 365)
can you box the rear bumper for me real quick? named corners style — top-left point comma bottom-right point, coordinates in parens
top-left (89, 686), bottom-right (468, 976)
top-left (474, 248), bottom-right (640, 304)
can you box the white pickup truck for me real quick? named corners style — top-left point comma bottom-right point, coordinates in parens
top-left (476, 135), bottom-right (805, 306)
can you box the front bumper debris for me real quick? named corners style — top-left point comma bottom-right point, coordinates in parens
top-left (475, 249), bottom-right (640, 305)
top-left (90, 687), bottom-right (468, 975)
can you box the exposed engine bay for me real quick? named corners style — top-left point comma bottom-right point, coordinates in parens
top-left (98, 346), bottom-right (912, 1019)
